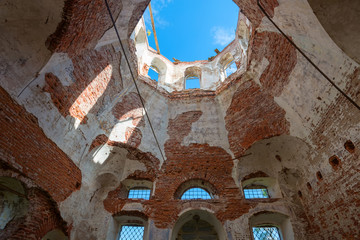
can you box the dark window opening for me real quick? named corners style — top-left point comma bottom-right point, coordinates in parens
top-left (148, 67), bottom-right (159, 82)
top-left (185, 76), bottom-right (200, 89)
top-left (244, 187), bottom-right (269, 199)
top-left (128, 188), bottom-right (151, 200)
top-left (181, 187), bottom-right (211, 200)
top-left (252, 226), bottom-right (281, 240)
top-left (118, 225), bottom-right (144, 240)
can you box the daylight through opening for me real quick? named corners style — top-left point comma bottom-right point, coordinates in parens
top-left (181, 187), bottom-right (212, 200)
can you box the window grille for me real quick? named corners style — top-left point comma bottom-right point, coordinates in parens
top-left (128, 188), bottom-right (151, 200)
top-left (244, 188), bottom-right (269, 199)
top-left (181, 187), bottom-right (211, 200)
top-left (118, 225), bottom-right (144, 240)
top-left (252, 226), bottom-right (281, 240)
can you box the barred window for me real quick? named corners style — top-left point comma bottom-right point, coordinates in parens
top-left (181, 187), bottom-right (211, 200)
top-left (252, 226), bottom-right (281, 240)
top-left (244, 187), bottom-right (269, 199)
top-left (118, 225), bottom-right (144, 240)
top-left (128, 188), bottom-right (151, 200)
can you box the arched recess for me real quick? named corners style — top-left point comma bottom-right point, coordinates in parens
top-left (0, 177), bottom-right (29, 231)
top-left (307, 0), bottom-right (360, 64)
top-left (41, 229), bottom-right (68, 240)
top-left (249, 211), bottom-right (295, 240)
top-left (171, 209), bottom-right (226, 240)
top-left (0, 0), bottom-right (64, 96)
top-left (241, 175), bottom-right (282, 199)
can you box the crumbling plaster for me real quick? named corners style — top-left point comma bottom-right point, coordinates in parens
top-left (0, 0), bottom-right (359, 239)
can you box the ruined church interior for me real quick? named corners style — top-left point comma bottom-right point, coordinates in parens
top-left (0, 0), bottom-right (359, 239)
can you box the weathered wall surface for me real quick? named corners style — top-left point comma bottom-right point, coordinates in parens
top-left (0, 0), bottom-right (359, 239)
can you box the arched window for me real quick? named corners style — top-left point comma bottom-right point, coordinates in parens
top-left (243, 185), bottom-right (269, 199)
top-left (114, 213), bottom-right (148, 240)
top-left (252, 226), bottom-right (281, 240)
top-left (171, 209), bottom-right (226, 240)
top-left (128, 188), bottom-right (151, 200)
top-left (181, 187), bottom-right (211, 200)
top-left (184, 66), bottom-right (201, 89)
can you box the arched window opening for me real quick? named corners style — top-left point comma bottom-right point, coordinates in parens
top-left (225, 61), bottom-right (237, 76)
top-left (244, 186), bottom-right (269, 199)
top-left (181, 187), bottom-right (211, 200)
top-left (118, 225), bottom-right (144, 240)
top-left (184, 66), bottom-right (202, 89)
top-left (113, 212), bottom-right (148, 240)
top-left (171, 209), bottom-right (226, 240)
top-left (119, 179), bottom-right (153, 200)
top-left (249, 211), bottom-right (294, 240)
top-left (219, 52), bottom-right (237, 79)
top-left (185, 76), bottom-right (200, 89)
top-left (177, 215), bottom-right (218, 240)
top-left (41, 229), bottom-right (68, 240)
top-left (148, 66), bottom-right (159, 82)
top-left (128, 188), bottom-right (151, 200)
top-left (0, 177), bottom-right (28, 230)
top-left (252, 226), bottom-right (281, 240)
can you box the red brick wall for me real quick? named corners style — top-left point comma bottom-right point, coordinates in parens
top-left (44, 46), bottom-right (122, 124)
top-left (0, 86), bottom-right (81, 202)
top-left (301, 95), bottom-right (360, 240)
top-left (46, 0), bottom-right (123, 56)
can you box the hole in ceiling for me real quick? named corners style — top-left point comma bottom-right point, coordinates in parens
top-left (142, 0), bottom-right (239, 62)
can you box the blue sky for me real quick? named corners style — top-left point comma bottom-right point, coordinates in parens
top-left (143, 0), bottom-right (239, 62)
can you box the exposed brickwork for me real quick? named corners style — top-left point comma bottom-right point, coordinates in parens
top-left (303, 94), bottom-right (360, 239)
top-left (112, 92), bottom-right (144, 126)
top-left (233, 0), bottom-right (279, 28)
top-left (4, 188), bottom-right (68, 240)
top-left (225, 81), bottom-right (290, 157)
top-left (250, 31), bottom-right (297, 96)
top-left (127, 1), bottom-right (150, 37)
top-left (44, 46), bottom-right (122, 124)
top-left (0, 86), bottom-right (81, 202)
top-left (103, 111), bottom-right (278, 229)
top-left (46, 0), bottom-right (123, 56)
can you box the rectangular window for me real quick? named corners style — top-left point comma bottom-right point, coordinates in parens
top-left (185, 77), bottom-right (200, 89)
top-left (252, 226), bottom-right (281, 240)
top-left (128, 188), bottom-right (151, 200)
top-left (118, 225), bottom-right (144, 240)
top-left (244, 188), bottom-right (269, 199)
